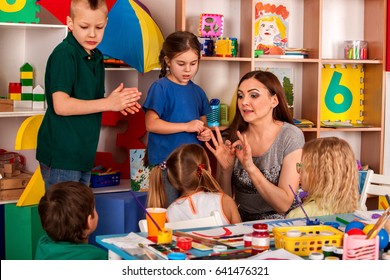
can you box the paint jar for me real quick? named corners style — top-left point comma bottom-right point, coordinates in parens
top-left (309, 252), bottom-right (324, 260)
top-left (213, 245), bottom-right (228, 253)
top-left (333, 246), bottom-right (344, 259)
top-left (157, 228), bottom-right (172, 244)
top-left (322, 244), bottom-right (335, 258)
top-left (244, 233), bottom-right (252, 248)
top-left (176, 237), bottom-right (192, 251)
top-left (382, 252), bottom-right (390, 260)
top-left (344, 40), bottom-right (368, 60)
top-left (324, 256), bottom-right (339, 260)
top-left (251, 223), bottom-right (270, 255)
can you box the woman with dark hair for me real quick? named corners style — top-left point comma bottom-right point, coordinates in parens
top-left (206, 70), bottom-right (305, 222)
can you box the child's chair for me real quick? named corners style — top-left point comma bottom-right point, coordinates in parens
top-left (359, 170), bottom-right (390, 211)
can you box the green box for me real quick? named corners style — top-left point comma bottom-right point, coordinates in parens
top-left (5, 204), bottom-right (45, 260)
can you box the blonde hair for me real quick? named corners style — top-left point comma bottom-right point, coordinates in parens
top-left (147, 144), bottom-right (223, 208)
top-left (301, 137), bottom-right (359, 214)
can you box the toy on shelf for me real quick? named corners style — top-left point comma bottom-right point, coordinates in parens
top-left (32, 85), bottom-right (45, 110)
top-left (14, 63), bottom-right (34, 109)
top-left (199, 37), bottom-right (215, 57)
top-left (8, 83), bottom-right (21, 101)
top-left (199, 13), bottom-right (224, 37)
top-left (215, 37), bottom-right (238, 57)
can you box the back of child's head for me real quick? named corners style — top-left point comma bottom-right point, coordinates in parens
top-left (147, 144), bottom-right (222, 208)
top-left (70, 0), bottom-right (107, 19)
top-left (159, 31), bottom-right (201, 78)
top-left (38, 181), bottom-right (95, 243)
top-left (301, 137), bottom-right (359, 213)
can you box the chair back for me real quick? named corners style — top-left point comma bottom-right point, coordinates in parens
top-left (138, 210), bottom-right (225, 232)
top-left (359, 170), bottom-right (390, 211)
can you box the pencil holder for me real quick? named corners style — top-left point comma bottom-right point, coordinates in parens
top-left (206, 99), bottom-right (220, 127)
top-left (344, 40), bottom-right (368, 60)
top-left (342, 234), bottom-right (379, 260)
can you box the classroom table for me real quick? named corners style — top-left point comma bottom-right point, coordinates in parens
top-left (95, 212), bottom-right (368, 260)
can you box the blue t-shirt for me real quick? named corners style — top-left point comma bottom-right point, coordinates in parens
top-left (143, 77), bottom-right (211, 165)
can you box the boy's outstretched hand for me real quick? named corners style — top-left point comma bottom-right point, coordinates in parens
top-left (108, 83), bottom-right (142, 115)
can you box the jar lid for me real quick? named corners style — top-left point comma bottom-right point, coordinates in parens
top-left (382, 252), bottom-right (390, 260)
top-left (167, 252), bottom-right (186, 260)
top-left (309, 252), bottom-right (324, 260)
top-left (253, 223), bottom-right (268, 230)
top-left (324, 256), bottom-right (339, 260)
top-left (244, 233), bottom-right (252, 241)
top-left (322, 244), bottom-right (335, 252)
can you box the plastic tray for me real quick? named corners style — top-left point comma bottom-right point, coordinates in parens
top-left (90, 172), bottom-right (121, 188)
top-left (272, 225), bottom-right (344, 256)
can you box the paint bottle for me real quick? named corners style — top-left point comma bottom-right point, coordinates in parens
top-left (309, 252), bottom-right (324, 260)
top-left (244, 233), bottom-right (252, 248)
top-left (333, 246), bottom-right (344, 259)
top-left (251, 223), bottom-right (270, 255)
top-left (322, 244), bottom-right (335, 258)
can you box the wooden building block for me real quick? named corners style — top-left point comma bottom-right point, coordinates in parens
top-left (5, 204), bottom-right (45, 259)
top-left (0, 99), bottom-right (13, 112)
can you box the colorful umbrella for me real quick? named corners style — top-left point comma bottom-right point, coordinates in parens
top-left (38, 0), bottom-right (163, 73)
top-left (98, 0), bottom-right (164, 73)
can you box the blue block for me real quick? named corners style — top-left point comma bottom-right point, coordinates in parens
top-left (89, 191), bottom-right (147, 248)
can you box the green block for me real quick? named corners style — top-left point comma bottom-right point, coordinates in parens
top-left (33, 94), bottom-right (45, 102)
top-left (5, 204), bottom-right (45, 260)
top-left (21, 94), bottom-right (33, 101)
top-left (21, 79), bottom-right (33, 86)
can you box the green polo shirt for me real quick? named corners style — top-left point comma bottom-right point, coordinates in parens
top-left (37, 32), bottom-right (105, 172)
top-left (35, 234), bottom-right (108, 260)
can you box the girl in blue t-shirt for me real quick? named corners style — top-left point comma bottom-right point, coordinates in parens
top-left (143, 31), bottom-right (212, 206)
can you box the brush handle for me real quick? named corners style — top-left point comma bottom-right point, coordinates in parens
top-left (288, 185), bottom-right (311, 223)
top-left (130, 191), bottom-right (162, 231)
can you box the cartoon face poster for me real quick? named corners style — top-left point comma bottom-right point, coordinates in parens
top-left (254, 1), bottom-right (290, 55)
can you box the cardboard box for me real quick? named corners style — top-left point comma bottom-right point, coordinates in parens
top-left (0, 99), bottom-right (13, 112)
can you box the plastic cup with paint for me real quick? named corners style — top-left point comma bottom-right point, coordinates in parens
top-left (146, 207), bottom-right (167, 237)
top-left (176, 237), bottom-right (193, 251)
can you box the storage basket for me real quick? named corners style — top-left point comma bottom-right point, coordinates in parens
top-left (272, 225), bottom-right (344, 256)
top-left (342, 234), bottom-right (379, 260)
top-left (90, 172), bottom-right (121, 188)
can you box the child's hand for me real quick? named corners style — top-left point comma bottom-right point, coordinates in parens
top-left (108, 83), bottom-right (142, 114)
top-left (197, 127), bottom-right (212, 142)
top-left (186, 120), bottom-right (205, 134)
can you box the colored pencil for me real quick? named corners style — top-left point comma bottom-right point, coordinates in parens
top-left (385, 194), bottom-right (390, 207)
top-left (336, 216), bottom-right (350, 225)
top-left (380, 201), bottom-right (388, 210)
top-left (366, 206), bottom-right (390, 239)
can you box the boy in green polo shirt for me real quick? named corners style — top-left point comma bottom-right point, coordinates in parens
top-left (36, 0), bottom-right (142, 189)
top-left (35, 181), bottom-right (107, 260)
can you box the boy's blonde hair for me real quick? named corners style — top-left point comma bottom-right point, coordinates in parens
top-left (70, 0), bottom-right (107, 19)
top-left (147, 144), bottom-right (223, 208)
top-left (301, 137), bottom-right (359, 214)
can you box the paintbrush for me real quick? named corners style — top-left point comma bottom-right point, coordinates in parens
top-left (366, 206), bottom-right (390, 239)
top-left (130, 190), bottom-right (162, 232)
top-left (385, 194), bottom-right (390, 207)
top-left (288, 184), bottom-right (312, 224)
top-left (174, 231), bottom-right (236, 249)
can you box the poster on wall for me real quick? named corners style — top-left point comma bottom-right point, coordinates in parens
top-left (254, 1), bottom-right (290, 55)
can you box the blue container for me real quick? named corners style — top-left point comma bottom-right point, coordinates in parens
top-left (207, 99), bottom-right (220, 127)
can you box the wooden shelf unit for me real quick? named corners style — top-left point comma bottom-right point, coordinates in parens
top-left (175, 0), bottom-right (386, 173)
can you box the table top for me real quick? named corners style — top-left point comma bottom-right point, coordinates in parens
top-left (96, 212), bottom-right (376, 260)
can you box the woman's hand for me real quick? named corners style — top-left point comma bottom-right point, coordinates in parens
top-left (205, 127), bottom-right (236, 171)
top-left (234, 131), bottom-right (256, 173)
top-left (197, 127), bottom-right (212, 142)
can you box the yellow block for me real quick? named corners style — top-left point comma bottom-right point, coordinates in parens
top-left (9, 93), bottom-right (21, 100)
top-left (16, 166), bottom-right (45, 207)
top-left (15, 115), bottom-right (44, 150)
top-left (20, 72), bottom-right (33, 79)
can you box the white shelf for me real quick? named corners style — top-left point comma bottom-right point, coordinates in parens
top-left (0, 108), bottom-right (45, 118)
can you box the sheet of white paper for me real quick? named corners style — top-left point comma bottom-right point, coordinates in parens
top-left (190, 225), bottom-right (253, 238)
top-left (101, 232), bottom-right (152, 249)
top-left (354, 210), bottom-right (384, 224)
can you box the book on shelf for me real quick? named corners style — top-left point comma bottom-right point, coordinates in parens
top-left (321, 120), bottom-right (373, 128)
top-left (257, 54), bottom-right (306, 59)
top-left (293, 118), bottom-right (314, 128)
